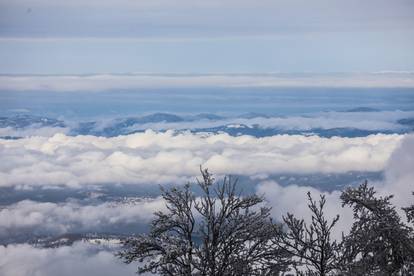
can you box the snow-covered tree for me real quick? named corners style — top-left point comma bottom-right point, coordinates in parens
top-left (403, 192), bottom-right (414, 225)
top-left (118, 173), bottom-right (414, 275)
top-left (118, 168), bottom-right (290, 275)
top-left (340, 181), bottom-right (414, 275)
top-left (277, 192), bottom-right (342, 276)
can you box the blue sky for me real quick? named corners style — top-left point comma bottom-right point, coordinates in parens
top-left (0, 0), bottom-right (414, 74)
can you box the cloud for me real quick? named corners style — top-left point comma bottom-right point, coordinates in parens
top-left (257, 134), bottom-right (414, 236)
top-left (126, 110), bottom-right (414, 133)
top-left (0, 126), bottom-right (70, 137)
top-left (380, 134), bottom-right (414, 209)
top-left (257, 181), bottom-right (353, 239)
top-left (1, 73), bottom-right (414, 92)
top-left (1, 1), bottom-right (413, 75)
top-left (1, 0), bottom-right (413, 39)
top-left (2, 110), bottom-right (412, 138)
top-left (0, 242), bottom-right (138, 276)
top-left (0, 131), bottom-right (403, 188)
top-left (1, 135), bottom-right (410, 274)
top-left (0, 198), bottom-right (165, 239)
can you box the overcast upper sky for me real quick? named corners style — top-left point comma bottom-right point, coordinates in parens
top-left (0, 0), bottom-right (413, 74)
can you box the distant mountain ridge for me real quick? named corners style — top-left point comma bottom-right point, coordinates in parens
top-left (1, 109), bottom-right (413, 139)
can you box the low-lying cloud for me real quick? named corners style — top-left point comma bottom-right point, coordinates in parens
top-left (2, 110), bottom-right (413, 138)
top-left (0, 135), bottom-right (412, 275)
top-left (127, 110), bottom-right (414, 133)
top-left (0, 125), bottom-right (70, 137)
top-left (258, 134), bottom-right (414, 237)
top-left (380, 133), bottom-right (414, 209)
top-left (1, 73), bottom-right (414, 92)
top-left (0, 198), bottom-right (165, 239)
top-left (0, 132), bottom-right (403, 188)
top-left (0, 242), bottom-right (138, 276)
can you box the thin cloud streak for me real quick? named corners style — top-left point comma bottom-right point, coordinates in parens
top-left (1, 73), bottom-right (414, 91)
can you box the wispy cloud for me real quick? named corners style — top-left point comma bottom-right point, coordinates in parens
top-left (1, 73), bottom-right (414, 91)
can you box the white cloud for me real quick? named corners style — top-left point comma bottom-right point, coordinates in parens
top-left (0, 242), bottom-right (138, 276)
top-left (2, 110), bottom-right (412, 139)
top-left (0, 126), bottom-right (70, 137)
top-left (380, 134), bottom-right (414, 209)
top-left (127, 110), bottom-right (414, 133)
top-left (0, 198), bottom-right (165, 238)
top-left (0, 134), bottom-right (412, 276)
top-left (0, 135), bottom-right (411, 276)
top-left (2, 110), bottom-right (413, 139)
top-left (0, 131), bottom-right (403, 188)
top-left (257, 181), bottom-right (353, 239)
top-left (257, 134), bottom-right (414, 236)
top-left (1, 73), bottom-right (414, 92)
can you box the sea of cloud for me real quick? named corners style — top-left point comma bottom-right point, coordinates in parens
top-left (0, 133), bottom-right (412, 275)
top-left (258, 134), bottom-right (414, 238)
top-left (0, 198), bottom-right (165, 240)
top-left (1, 109), bottom-right (413, 139)
top-left (0, 125), bottom-right (70, 137)
top-left (0, 131), bottom-right (403, 188)
top-left (0, 242), bottom-right (139, 276)
top-left (125, 110), bottom-right (413, 133)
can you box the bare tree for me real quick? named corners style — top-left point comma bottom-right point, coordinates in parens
top-left (340, 181), bottom-right (414, 275)
top-left (118, 168), bottom-right (290, 275)
top-left (277, 192), bottom-right (342, 276)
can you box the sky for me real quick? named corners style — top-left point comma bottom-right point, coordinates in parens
top-left (0, 0), bottom-right (414, 74)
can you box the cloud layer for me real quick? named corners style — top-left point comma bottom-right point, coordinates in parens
top-left (1, 73), bottom-right (414, 91)
top-left (0, 131), bottom-right (403, 188)
top-left (0, 198), bottom-right (165, 239)
top-left (0, 242), bottom-right (137, 276)
top-left (126, 110), bottom-right (414, 133)
top-left (0, 125), bottom-right (70, 137)
top-left (258, 134), bottom-right (414, 237)
top-left (0, 134), bottom-right (412, 275)
top-left (2, 0), bottom-right (413, 38)
top-left (2, 110), bottom-right (413, 138)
